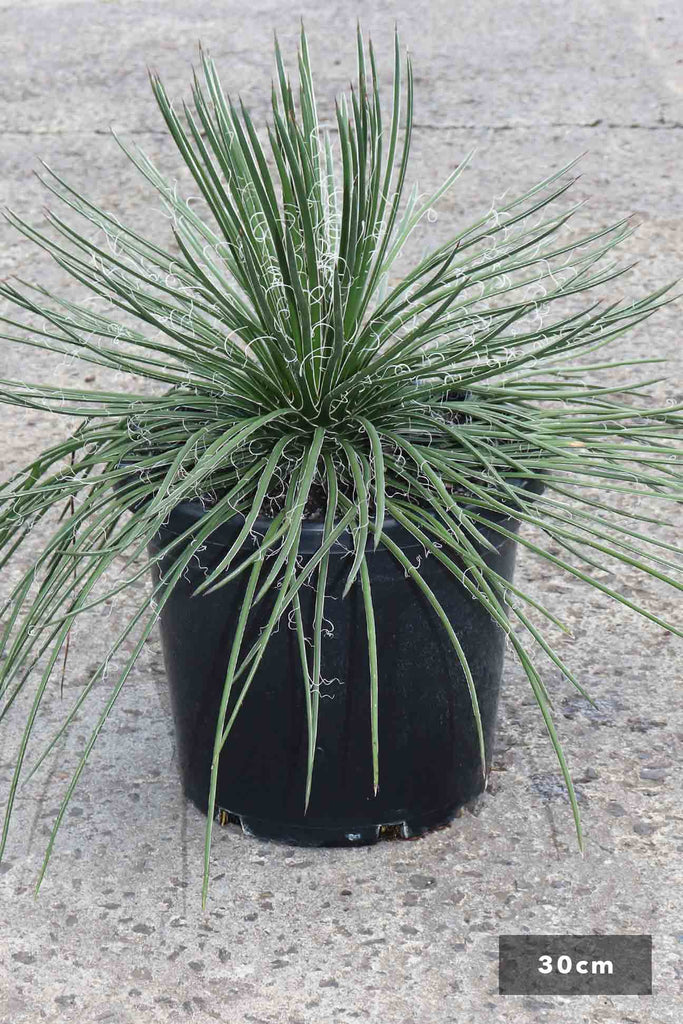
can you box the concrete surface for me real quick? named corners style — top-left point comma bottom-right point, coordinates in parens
top-left (1, 1), bottom-right (682, 1022)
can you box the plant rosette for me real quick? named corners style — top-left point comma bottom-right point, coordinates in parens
top-left (0, 28), bottom-right (682, 905)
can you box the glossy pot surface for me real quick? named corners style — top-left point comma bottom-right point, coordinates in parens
top-left (149, 501), bottom-right (525, 845)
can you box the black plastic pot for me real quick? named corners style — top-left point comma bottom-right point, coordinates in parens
top-left (147, 486), bottom-right (540, 847)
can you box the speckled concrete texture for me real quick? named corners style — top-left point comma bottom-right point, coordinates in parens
top-left (0, 2), bottom-right (682, 1022)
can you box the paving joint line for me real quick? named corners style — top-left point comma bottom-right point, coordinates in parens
top-left (0, 120), bottom-right (681, 138)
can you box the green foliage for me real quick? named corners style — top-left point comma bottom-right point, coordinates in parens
top-left (0, 27), bottom-right (681, 902)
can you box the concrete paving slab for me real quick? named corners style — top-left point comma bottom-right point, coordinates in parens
top-left (0, 1), bottom-right (682, 1022)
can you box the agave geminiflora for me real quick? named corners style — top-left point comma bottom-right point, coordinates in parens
top-left (1, 26), bottom-right (682, 902)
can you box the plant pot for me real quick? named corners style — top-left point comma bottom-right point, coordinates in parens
top-left (147, 496), bottom-right (531, 846)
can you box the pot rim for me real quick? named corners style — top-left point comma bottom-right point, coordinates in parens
top-left (116, 458), bottom-right (544, 553)
top-left (149, 473), bottom-right (544, 554)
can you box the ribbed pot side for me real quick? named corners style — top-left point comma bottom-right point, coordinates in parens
top-left (148, 504), bottom-right (522, 846)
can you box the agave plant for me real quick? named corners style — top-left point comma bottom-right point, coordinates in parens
top-left (1, 27), bottom-right (681, 901)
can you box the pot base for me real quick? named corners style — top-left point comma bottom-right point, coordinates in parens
top-left (213, 794), bottom-right (485, 847)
